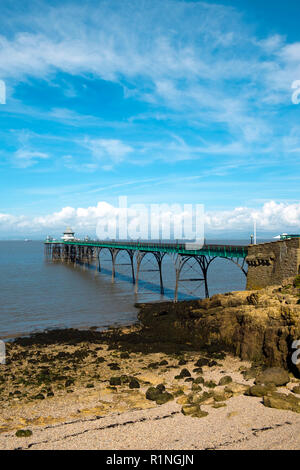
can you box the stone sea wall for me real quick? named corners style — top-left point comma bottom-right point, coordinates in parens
top-left (246, 238), bottom-right (300, 289)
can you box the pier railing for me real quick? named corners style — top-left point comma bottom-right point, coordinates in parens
top-left (45, 239), bottom-right (248, 259)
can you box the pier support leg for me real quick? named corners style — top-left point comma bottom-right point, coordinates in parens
top-left (196, 255), bottom-right (216, 299)
top-left (174, 270), bottom-right (179, 302)
top-left (94, 247), bottom-right (101, 274)
top-left (98, 249), bottom-right (101, 272)
top-left (126, 250), bottom-right (135, 284)
top-left (172, 254), bottom-right (185, 302)
top-left (135, 251), bottom-right (146, 294)
top-left (153, 253), bottom-right (165, 295)
top-left (158, 260), bottom-right (164, 294)
top-left (110, 248), bottom-right (119, 283)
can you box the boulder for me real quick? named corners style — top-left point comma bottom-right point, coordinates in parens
top-left (159, 360), bottom-right (168, 366)
top-left (193, 368), bottom-right (203, 374)
top-left (178, 359), bottom-right (187, 365)
top-left (145, 386), bottom-right (160, 401)
top-left (129, 378), bottom-right (140, 389)
top-left (191, 383), bottom-right (202, 392)
top-left (218, 376), bottom-right (232, 386)
top-left (120, 352), bottom-right (130, 359)
top-left (204, 380), bottom-right (217, 388)
top-left (263, 392), bottom-right (300, 413)
top-left (156, 383), bottom-right (165, 392)
top-left (65, 379), bottom-right (75, 388)
top-left (255, 368), bottom-right (290, 386)
top-left (191, 409), bottom-right (209, 418)
top-left (172, 388), bottom-right (184, 398)
top-left (179, 368), bottom-right (191, 378)
top-left (155, 392), bottom-right (173, 405)
top-left (109, 377), bottom-right (121, 386)
top-left (194, 376), bottom-right (204, 385)
top-left (181, 404), bottom-right (208, 418)
top-left (145, 385), bottom-right (173, 404)
top-left (194, 358), bottom-right (210, 367)
top-left (213, 387), bottom-right (233, 402)
top-left (224, 382), bottom-right (249, 395)
top-left (213, 402), bottom-right (227, 408)
top-left (193, 391), bottom-right (214, 405)
top-left (120, 375), bottom-right (130, 384)
top-left (181, 404), bottom-right (200, 416)
top-left (245, 384), bottom-right (276, 397)
top-left (15, 429), bottom-right (32, 438)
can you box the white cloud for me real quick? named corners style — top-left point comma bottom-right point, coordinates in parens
top-left (1, 200), bottom-right (300, 237)
top-left (205, 201), bottom-right (300, 232)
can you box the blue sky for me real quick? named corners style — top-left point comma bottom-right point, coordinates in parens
top-left (1, 0), bottom-right (300, 238)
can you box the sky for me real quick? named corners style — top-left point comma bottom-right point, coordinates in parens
top-left (1, 0), bottom-right (300, 239)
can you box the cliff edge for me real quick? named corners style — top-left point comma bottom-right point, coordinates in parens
top-left (137, 276), bottom-right (300, 374)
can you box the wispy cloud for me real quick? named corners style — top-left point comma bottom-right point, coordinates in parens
top-left (0, 1), bottom-right (298, 156)
top-left (76, 138), bottom-right (133, 170)
top-left (0, 0), bottom-right (299, 224)
top-left (13, 148), bottom-right (49, 168)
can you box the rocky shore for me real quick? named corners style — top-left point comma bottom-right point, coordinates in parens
top-left (1, 277), bottom-right (300, 449)
top-left (137, 275), bottom-right (300, 373)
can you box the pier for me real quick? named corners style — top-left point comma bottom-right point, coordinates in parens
top-left (45, 233), bottom-right (300, 301)
top-left (44, 233), bottom-right (300, 300)
top-left (44, 238), bottom-right (248, 301)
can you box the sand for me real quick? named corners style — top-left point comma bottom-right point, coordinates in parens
top-left (1, 329), bottom-right (300, 450)
top-left (2, 394), bottom-right (300, 450)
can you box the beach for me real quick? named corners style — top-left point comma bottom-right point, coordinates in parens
top-left (1, 326), bottom-right (300, 450)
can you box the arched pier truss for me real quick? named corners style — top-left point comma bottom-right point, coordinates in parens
top-left (44, 240), bottom-right (248, 302)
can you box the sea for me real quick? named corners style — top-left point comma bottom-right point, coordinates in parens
top-left (0, 239), bottom-right (267, 340)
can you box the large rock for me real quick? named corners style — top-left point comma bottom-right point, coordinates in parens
top-left (263, 392), bottom-right (300, 413)
top-left (224, 382), bottom-right (249, 395)
top-left (213, 387), bottom-right (232, 402)
top-left (255, 368), bottom-right (290, 386)
top-left (190, 391), bottom-right (214, 405)
top-left (155, 392), bottom-right (173, 405)
top-left (181, 404), bottom-right (208, 418)
top-left (181, 404), bottom-right (199, 416)
top-left (245, 384), bottom-right (276, 397)
top-left (218, 376), bottom-right (232, 386)
top-left (145, 387), bottom-right (160, 401)
top-left (145, 386), bottom-right (173, 405)
top-left (137, 279), bottom-right (300, 372)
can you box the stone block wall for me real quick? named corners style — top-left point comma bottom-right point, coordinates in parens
top-left (246, 238), bottom-right (300, 289)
